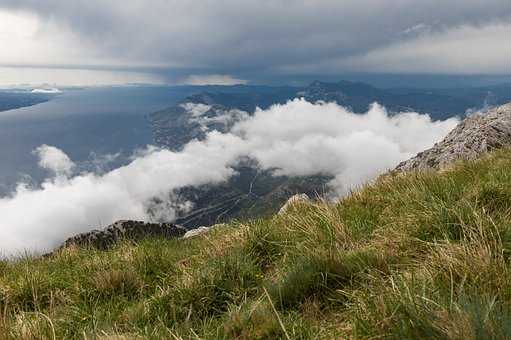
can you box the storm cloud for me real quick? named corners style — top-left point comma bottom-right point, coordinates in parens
top-left (1, 1), bottom-right (511, 85)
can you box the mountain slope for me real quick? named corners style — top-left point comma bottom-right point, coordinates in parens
top-left (3, 147), bottom-right (511, 338)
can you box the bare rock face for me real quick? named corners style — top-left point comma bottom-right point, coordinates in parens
top-left (278, 193), bottom-right (311, 215)
top-left (395, 103), bottom-right (511, 172)
top-left (60, 220), bottom-right (186, 250)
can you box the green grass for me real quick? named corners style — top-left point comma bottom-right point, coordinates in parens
top-left (3, 149), bottom-right (511, 338)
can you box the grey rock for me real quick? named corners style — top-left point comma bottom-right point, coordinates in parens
top-left (395, 102), bottom-right (511, 172)
top-left (59, 220), bottom-right (186, 250)
top-left (182, 223), bottom-right (228, 239)
top-left (182, 226), bottom-right (211, 239)
top-left (278, 193), bottom-right (311, 215)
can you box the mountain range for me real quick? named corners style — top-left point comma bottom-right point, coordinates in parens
top-left (147, 80), bottom-right (511, 228)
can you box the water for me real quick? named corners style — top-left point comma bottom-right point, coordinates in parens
top-left (0, 86), bottom-right (196, 195)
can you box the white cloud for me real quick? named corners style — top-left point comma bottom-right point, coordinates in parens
top-left (0, 99), bottom-right (459, 256)
top-left (31, 87), bottom-right (61, 93)
top-left (180, 103), bottom-right (212, 117)
top-left (33, 144), bottom-right (75, 177)
top-left (0, 135), bottom-right (242, 256)
top-left (233, 100), bottom-right (458, 190)
top-left (181, 103), bottom-right (250, 131)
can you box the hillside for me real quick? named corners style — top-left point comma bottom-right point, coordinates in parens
top-left (2, 148), bottom-right (511, 338)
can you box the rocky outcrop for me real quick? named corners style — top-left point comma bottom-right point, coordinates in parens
top-left (182, 223), bottom-right (227, 239)
top-left (60, 220), bottom-right (186, 250)
top-left (278, 193), bottom-right (311, 215)
top-left (395, 103), bottom-right (511, 172)
top-left (183, 226), bottom-right (211, 239)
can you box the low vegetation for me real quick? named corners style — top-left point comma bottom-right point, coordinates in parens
top-left (3, 149), bottom-right (511, 339)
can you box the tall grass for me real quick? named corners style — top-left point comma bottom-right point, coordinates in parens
top-left (2, 149), bottom-right (511, 338)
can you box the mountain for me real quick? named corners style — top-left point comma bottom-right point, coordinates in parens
top-left (299, 80), bottom-right (511, 119)
top-left (8, 107), bottom-right (511, 337)
top-left (150, 80), bottom-right (482, 152)
top-left (148, 91), bottom-right (333, 228)
top-left (149, 88), bottom-right (300, 150)
top-left (150, 81), bottom-right (511, 147)
top-left (149, 97), bottom-right (248, 149)
top-left (147, 81), bottom-right (511, 229)
top-left (298, 80), bottom-right (388, 112)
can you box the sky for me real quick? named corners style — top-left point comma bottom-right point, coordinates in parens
top-left (1, 0), bottom-right (511, 86)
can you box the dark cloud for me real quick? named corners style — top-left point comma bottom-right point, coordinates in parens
top-left (1, 0), bottom-right (511, 84)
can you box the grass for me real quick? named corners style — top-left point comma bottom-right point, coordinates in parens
top-left (3, 149), bottom-right (511, 338)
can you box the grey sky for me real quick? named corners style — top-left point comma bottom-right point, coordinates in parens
top-left (1, 0), bottom-right (511, 85)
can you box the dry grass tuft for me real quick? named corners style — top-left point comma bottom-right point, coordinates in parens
top-left (91, 269), bottom-right (143, 298)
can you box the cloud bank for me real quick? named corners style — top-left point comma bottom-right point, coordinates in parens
top-left (0, 100), bottom-right (459, 256)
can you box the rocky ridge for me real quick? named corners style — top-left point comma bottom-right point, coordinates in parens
top-left (395, 102), bottom-right (511, 172)
top-left (59, 220), bottom-right (186, 250)
top-left (57, 194), bottom-right (313, 251)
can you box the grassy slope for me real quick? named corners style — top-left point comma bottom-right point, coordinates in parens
top-left (3, 150), bottom-right (511, 339)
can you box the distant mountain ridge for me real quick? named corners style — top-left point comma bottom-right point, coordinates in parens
top-left (298, 80), bottom-right (511, 119)
top-left (147, 80), bottom-right (511, 229)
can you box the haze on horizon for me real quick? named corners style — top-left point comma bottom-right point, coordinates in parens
top-left (1, 0), bottom-right (511, 87)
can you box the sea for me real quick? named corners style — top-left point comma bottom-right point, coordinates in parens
top-left (0, 85), bottom-right (197, 196)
